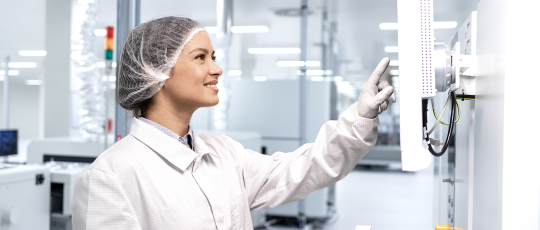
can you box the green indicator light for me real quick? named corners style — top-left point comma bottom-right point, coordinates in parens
top-left (105, 50), bottom-right (113, 60)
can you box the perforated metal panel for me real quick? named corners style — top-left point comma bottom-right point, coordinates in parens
top-left (421, 0), bottom-right (436, 98)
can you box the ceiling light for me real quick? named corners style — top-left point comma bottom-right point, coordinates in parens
top-left (8, 62), bottom-right (37, 68)
top-left (97, 62), bottom-right (117, 68)
top-left (389, 70), bottom-right (399, 75)
top-left (385, 46), bottom-right (399, 53)
top-left (206, 26), bottom-right (269, 34)
top-left (108, 76), bottom-right (116, 81)
top-left (297, 70), bottom-right (333, 76)
top-left (310, 76), bottom-right (324, 81)
top-left (380, 21), bottom-right (457, 30)
top-left (379, 23), bottom-right (399, 30)
top-left (277, 61), bottom-right (320, 67)
top-left (254, 76), bottom-right (267, 81)
top-left (94, 29), bottom-right (107, 36)
top-left (334, 76), bottom-right (343, 82)
top-left (25, 80), bottom-right (42, 85)
top-left (231, 26), bottom-right (269, 33)
top-left (248, 48), bottom-right (301, 54)
top-left (0, 70), bottom-right (20, 76)
top-left (228, 70), bottom-right (242, 76)
top-left (389, 60), bottom-right (399, 66)
top-left (18, 50), bottom-right (47, 56)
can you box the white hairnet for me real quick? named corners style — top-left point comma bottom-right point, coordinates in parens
top-left (117, 16), bottom-right (205, 110)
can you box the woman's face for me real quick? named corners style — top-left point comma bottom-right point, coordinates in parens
top-left (159, 31), bottom-right (223, 110)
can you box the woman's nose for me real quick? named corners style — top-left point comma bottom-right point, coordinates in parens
top-left (209, 62), bottom-right (223, 77)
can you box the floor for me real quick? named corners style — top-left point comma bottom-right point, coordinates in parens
top-left (265, 166), bottom-right (435, 230)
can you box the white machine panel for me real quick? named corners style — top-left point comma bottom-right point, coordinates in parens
top-left (397, 0), bottom-right (435, 171)
top-left (0, 164), bottom-right (50, 230)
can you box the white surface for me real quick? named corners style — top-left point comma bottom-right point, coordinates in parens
top-left (354, 226), bottom-right (371, 230)
top-left (397, 0), bottom-right (433, 171)
top-left (473, 0), bottom-right (540, 229)
top-left (0, 164), bottom-right (50, 230)
top-left (42, 0), bottom-right (72, 138)
top-left (500, 0), bottom-right (540, 229)
top-left (26, 137), bottom-right (109, 164)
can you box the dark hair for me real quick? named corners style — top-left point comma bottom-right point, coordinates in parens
top-left (132, 99), bottom-right (151, 118)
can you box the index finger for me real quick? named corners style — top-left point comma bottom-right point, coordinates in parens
top-left (368, 57), bottom-right (390, 85)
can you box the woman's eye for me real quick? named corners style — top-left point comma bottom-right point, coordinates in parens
top-left (212, 56), bottom-right (216, 61)
top-left (196, 54), bottom-right (205, 60)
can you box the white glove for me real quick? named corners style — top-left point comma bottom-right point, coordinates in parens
top-left (356, 57), bottom-right (396, 119)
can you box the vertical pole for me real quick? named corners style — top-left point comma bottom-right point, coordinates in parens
top-left (114, 0), bottom-right (140, 142)
top-left (298, 0), bottom-right (308, 229)
top-left (321, 9), bottom-right (327, 80)
top-left (1, 56), bottom-right (10, 129)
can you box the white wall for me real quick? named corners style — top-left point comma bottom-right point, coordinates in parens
top-left (0, 79), bottom-right (41, 138)
top-left (474, 0), bottom-right (540, 229)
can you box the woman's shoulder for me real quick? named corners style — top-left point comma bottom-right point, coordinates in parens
top-left (84, 135), bottom-right (150, 175)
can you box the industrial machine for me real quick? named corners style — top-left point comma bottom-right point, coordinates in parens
top-left (397, 1), bottom-right (478, 228)
top-left (397, 0), bottom-right (476, 171)
top-left (0, 164), bottom-right (50, 230)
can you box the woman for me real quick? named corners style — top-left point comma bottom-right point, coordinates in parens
top-left (72, 16), bottom-right (395, 230)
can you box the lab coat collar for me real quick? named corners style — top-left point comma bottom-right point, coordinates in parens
top-left (130, 118), bottom-right (215, 172)
top-left (191, 130), bottom-right (219, 158)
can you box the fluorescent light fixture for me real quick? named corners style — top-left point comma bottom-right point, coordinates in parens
top-left (228, 70), bottom-right (242, 76)
top-left (296, 70), bottom-right (333, 76)
top-left (389, 60), bottom-right (399, 66)
top-left (389, 70), bottom-right (399, 75)
top-left (94, 29), bottom-right (107, 36)
top-left (310, 76), bottom-right (324, 81)
top-left (0, 70), bottom-right (20, 76)
top-left (334, 76), bottom-right (343, 82)
top-left (97, 62), bottom-right (117, 68)
top-left (109, 76), bottom-right (116, 81)
top-left (248, 48), bottom-right (301, 54)
top-left (277, 61), bottom-right (320, 67)
top-left (380, 21), bottom-right (457, 30)
top-left (385, 46), bottom-right (399, 53)
top-left (379, 23), bottom-right (399, 30)
top-left (206, 26), bottom-right (269, 34)
top-left (8, 62), bottom-right (37, 68)
top-left (18, 50), bottom-right (47, 56)
top-left (231, 26), bottom-right (269, 33)
top-left (254, 76), bottom-right (267, 81)
top-left (25, 80), bottom-right (42, 85)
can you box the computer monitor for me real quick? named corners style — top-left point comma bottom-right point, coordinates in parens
top-left (0, 130), bottom-right (18, 157)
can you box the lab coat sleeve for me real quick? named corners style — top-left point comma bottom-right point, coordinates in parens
top-left (71, 168), bottom-right (142, 230)
top-left (237, 102), bottom-right (379, 210)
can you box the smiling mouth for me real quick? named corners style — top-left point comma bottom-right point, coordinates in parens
top-left (204, 84), bottom-right (217, 89)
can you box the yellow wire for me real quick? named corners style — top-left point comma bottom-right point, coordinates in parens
top-left (433, 98), bottom-right (461, 125)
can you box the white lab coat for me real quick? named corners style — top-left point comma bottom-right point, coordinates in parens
top-left (71, 103), bottom-right (379, 230)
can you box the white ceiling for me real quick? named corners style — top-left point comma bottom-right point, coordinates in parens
top-left (0, 0), bottom-right (480, 87)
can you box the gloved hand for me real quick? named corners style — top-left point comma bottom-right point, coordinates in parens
top-left (356, 57), bottom-right (396, 119)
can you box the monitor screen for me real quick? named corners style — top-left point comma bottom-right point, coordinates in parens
top-left (0, 130), bottom-right (18, 156)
